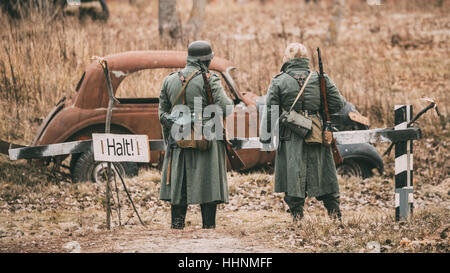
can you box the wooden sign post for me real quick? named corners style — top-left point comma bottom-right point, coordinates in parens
top-left (92, 133), bottom-right (150, 228)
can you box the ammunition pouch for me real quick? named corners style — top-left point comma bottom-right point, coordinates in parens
top-left (176, 125), bottom-right (211, 151)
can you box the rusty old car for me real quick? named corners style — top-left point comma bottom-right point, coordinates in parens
top-left (32, 50), bottom-right (383, 182)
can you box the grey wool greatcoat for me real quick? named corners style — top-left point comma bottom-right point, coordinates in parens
top-left (260, 58), bottom-right (345, 198)
top-left (158, 57), bottom-right (233, 205)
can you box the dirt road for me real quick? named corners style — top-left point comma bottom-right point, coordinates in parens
top-left (0, 225), bottom-right (285, 253)
top-left (0, 158), bottom-right (448, 253)
top-left (80, 227), bottom-right (283, 253)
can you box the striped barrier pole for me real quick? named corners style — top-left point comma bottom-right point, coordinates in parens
top-left (394, 105), bottom-right (414, 221)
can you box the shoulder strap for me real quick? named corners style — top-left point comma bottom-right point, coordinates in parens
top-left (203, 72), bottom-right (214, 105)
top-left (288, 72), bottom-right (312, 113)
top-left (169, 70), bottom-right (199, 113)
top-left (273, 72), bottom-right (284, 79)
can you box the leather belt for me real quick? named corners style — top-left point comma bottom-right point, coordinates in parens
top-left (299, 110), bottom-right (319, 117)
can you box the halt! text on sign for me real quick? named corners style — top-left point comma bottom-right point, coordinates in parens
top-left (92, 133), bottom-right (150, 162)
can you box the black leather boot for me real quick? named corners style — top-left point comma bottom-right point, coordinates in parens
top-left (284, 195), bottom-right (305, 222)
top-left (171, 204), bottom-right (187, 229)
top-left (290, 208), bottom-right (304, 221)
top-left (200, 203), bottom-right (217, 229)
top-left (320, 195), bottom-right (342, 221)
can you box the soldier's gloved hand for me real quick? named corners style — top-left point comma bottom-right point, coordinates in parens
top-left (259, 137), bottom-right (272, 144)
top-left (228, 139), bottom-right (242, 150)
top-left (160, 114), bottom-right (174, 129)
top-left (260, 137), bottom-right (275, 151)
top-left (261, 142), bottom-right (275, 152)
top-left (167, 135), bottom-right (177, 148)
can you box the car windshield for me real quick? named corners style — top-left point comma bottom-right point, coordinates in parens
top-left (115, 68), bottom-right (178, 98)
top-left (114, 67), bottom-right (244, 102)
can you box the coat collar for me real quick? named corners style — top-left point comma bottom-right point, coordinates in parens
top-left (186, 56), bottom-right (209, 72)
top-left (280, 58), bottom-right (310, 73)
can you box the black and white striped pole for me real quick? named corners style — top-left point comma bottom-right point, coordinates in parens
top-left (394, 105), bottom-right (414, 221)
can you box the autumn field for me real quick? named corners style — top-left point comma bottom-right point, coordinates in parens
top-left (0, 0), bottom-right (449, 253)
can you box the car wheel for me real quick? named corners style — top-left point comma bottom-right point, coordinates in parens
top-left (336, 159), bottom-right (363, 178)
top-left (359, 162), bottom-right (374, 179)
top-left (70, 153), bottom-right (81, 174)
top-left (99, 0), bottom-right (109, 20)
top-left (72, 150), bottom-right (139, 183)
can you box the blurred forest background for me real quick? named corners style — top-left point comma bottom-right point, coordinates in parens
top-left (0, 0), bottom-right (448, 143)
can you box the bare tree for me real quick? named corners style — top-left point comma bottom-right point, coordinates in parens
top-left (326, 0), bottom-right (345, 46)
top-left (184, 0), bottom-right (207, 42)
top-left (158, 0), bottom-right (181, 45)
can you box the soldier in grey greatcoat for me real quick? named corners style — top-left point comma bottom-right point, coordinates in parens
top-left (260, 43), bottom-right (345, 221)
top-left (158, 41), bottom-right (233, 229)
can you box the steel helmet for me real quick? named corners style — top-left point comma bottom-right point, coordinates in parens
top-left (187, 40), bottom-right (214, 61)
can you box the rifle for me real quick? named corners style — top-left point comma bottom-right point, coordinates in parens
top-left (317, 48), bottom-right (343, 166)
top-left (200, 66), bottom-right (246, 171)
top-left (165, 134), bottom-right (177, 185)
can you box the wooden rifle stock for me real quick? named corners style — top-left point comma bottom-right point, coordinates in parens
top-left (223, 122), bottom-right (246, 170)
top-left (317, 48), bottom-right (343, 166)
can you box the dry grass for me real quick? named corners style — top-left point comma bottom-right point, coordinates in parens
top-left (0, 155), bottom-right (448, 252)
top-left (0, 0), bottom-right (449, 252)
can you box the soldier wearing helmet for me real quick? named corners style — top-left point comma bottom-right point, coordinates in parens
top-left (260, 43), bottom-right (346, 221)
top-left (158, 40), bottom-right (233, 229)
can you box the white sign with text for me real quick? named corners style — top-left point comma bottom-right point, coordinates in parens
top-left (92, 133), bottom-right (150, 162)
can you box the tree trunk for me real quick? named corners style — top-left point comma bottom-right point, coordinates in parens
top-left (184, 0), bottom-right (206, 42)
top-left (158, 0), bottom-right (181, 46)
top-left (326, 0), bottom-right (345, 46)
